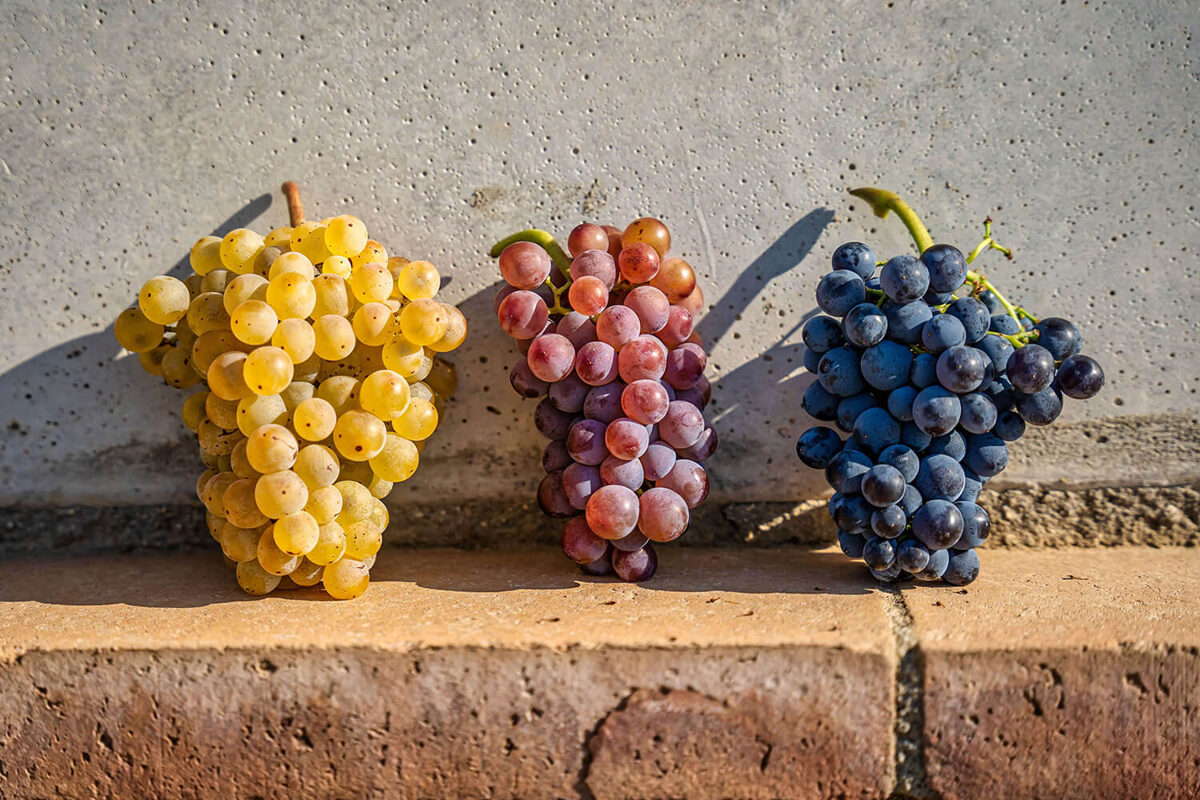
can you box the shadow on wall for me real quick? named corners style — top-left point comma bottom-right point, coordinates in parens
top-left (0, 195), bottom-right (276, 505)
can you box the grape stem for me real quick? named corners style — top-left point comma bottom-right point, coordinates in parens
top-left (490, 229), bottom-right (573, 280)
top-left (282, 181), bottom-right (305, 226)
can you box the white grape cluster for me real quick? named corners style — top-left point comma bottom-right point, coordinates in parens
top-left (114, 199), bottom-right (464, 599)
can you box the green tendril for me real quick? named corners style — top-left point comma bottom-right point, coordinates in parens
top-left (490, 229), bottom-right (572, 279)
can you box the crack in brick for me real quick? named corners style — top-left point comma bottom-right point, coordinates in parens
top-left (882, 588), bottom-right (939, 800)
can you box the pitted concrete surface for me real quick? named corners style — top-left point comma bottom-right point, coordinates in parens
top-left (0, 1), bottom-right (1196, 507)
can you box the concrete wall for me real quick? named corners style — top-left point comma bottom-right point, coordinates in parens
top-left (0, 0), bottom-right (1196, 507)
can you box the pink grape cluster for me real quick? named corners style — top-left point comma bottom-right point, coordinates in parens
top-left (492, 219), bottom-right (716, 581)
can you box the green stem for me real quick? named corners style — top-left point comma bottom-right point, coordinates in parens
top-left (490, 229), bottom-right (572, 279)
top-left (848, 187), bottom-right (934, 253)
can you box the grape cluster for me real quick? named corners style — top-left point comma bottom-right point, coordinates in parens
top-left (113, 186), bottom-right (464, 598)
top-left (796, 235), bottom-right (1104, 586)
top-left (492, 219), bottom-right (715, 581)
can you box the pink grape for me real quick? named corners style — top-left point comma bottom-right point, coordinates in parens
top-left (658, 400), bottom-right (704, 448)
top-left (538, 471), bottom-right (575, 517)
top-left (534, 397), bottom-right (575, 440)
top-left (583, 382), bottom-right (625, 423)
top-left (656, 459), bottom-right (709, 508)
top-left (494, 284), bottom-right (517, 313)
top-left (543, 440), bottom-right (572, 472)
top-left (605, 417), bottom-right (650, 461)
top-left (617, 242), bottom-right (661, 284)
top-left (556, 311), bottom-right (597, 350)
top-left (561, 516), bottom-right (608, 564)
top-left (664, 345), bottom-right (706, 390)
top-left (611, 530), bottom-right (649, 552)
top-left (498, 290), bottom-right (549, 339)
top-left (638, 487), bottom-right (689, 542)
top-left (510, 360), bottom-right (549, 398)
top-left (640, 442), bottom-right (677, 481)
top-left (675, 373), bottom-right (711, 409)
top-left (568, 275), bottom-right (608, 316)
top-left (568, 224), bottom-right (610, 258)
top-left (569, 249), bottom-right (618, 289)
top-left (617, 335), bottom-right (667, 383)
top-left (561, 462), bottom-right (603, 509)
top-left (621, 379), bottom-right (670, 424)
top-left (516, 319), bottom-right (554, 355)
top-left (575, 341), bottom-right (620, 386)
top-left (526, 333), bottom-right (576, 382)
top-left (601, 225), bottom-right (623, 259)
top-left (681, 425), bottom-right (718, 461)
top-left (549, 373), bottom-right (589, 413)
top-left (580, 550), bottom-right (613, 575)
top-left (600, 455), bottom-right (644, 491)
top-left (658, 304), bottom-right (694, 348)
top-left (596, 305), bottom-right (640, 350)
top-left (612, 544), bottom-right (657, 581)
top-left (499, 241), bottom-right (553, 289)
top-left (585, 484), bottom-right (640, 539)
top-left (567, 418), bottom-right (608, 465)
top-left (624, 285), bottom-right (670, 333)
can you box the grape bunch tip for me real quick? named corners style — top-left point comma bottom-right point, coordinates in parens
top-left (797, 188), bottom-right (1105, 587)
top-left (114, 181), bottom-right (466, 599)
top-left (492, 218), bottom-right (716, 582)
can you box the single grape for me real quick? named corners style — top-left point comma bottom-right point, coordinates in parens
top-left (612, 544), bottom-right (658, 582)
top-left (333, 409), bottom-right (388, 461)
top-left (912, 548), bottom-right (950, 581)
top-left (921, 314), bottom-right (966, 354)
top-left (936, 346), bottom-right (989, 394)
top-left (527, 333), bottom-right (576, 383)
top-left (638, 487), bottom-right (689, 542)
top-left (139, 275), bottom-right (192, 325)
top-left (1006, 345), bottom-right (1056, 394)
top-left (861, 464), bottom-right (905, 508)
top-left (853, 408), bottom-right (901, 455)
top-left (537, 471), bottom-right (575, 518)
top-left (568, 224), bottom-right (610, 258)
top-left (843, 303), bottom-right (888, 348)
top-left (946, 297), bottom-right (990, 344)
top-left (656, 460), bottom-right (708, 508)
top-left (547, 373), bottom-right (589, 414)
top-left (896, 539), bottom-right (931, 573)
top-left (640, 442), bottom-right (677, 482)
top-left (802, 381), bottom-right (839, 421)
top-left (880, 255), bottom-right (929, 304)
top-left (883, 300), bottom-right (933, 344)
top-left (562, 462), bottom-right (604, 509)
top-left (497, 291), bottom-right (550, 339)
top-left (878, 444), bottom-right (919, 482)
top-left (562, 516), bottom-right (609, 564)
top-left (860, 340), bottom-right (914, 391)
top-left (568, 275), bottom-right (609, 316)
top-left (585, 484), bottom-right (640, 539)
top-left (955, 502), bottom-right (991, 549)
top-left (816, 270), bottom-right (867, 316)
top-left (605, 418), bottom-right (650, 461)
top-left (796, 426), bottom-right (843, 469)
top-left (870, 505), bottom-right (907, 538)
top-left (802, 316), bottom-right (845, 353)
top-left (1015, 384), bottom-right (1063, 426)
top-left (1034, 317), bottom-right (1082, 360)
top-left (625, 286), bottom-right (670, 333)
top-left (920, 244), bottom-right (967, 293)
top-left (912, 499), bottom-right (964, 550)
top-left (596, 305), bottom-right (641, 350)
top-left (658, 305), bottom-right (694, 348)
top-left (114, 307), bottom-right (164, 353)
top-left (912, 386), bottom-right (961, 436)
top-left (959, 393), bottom-right (998, 434)
top-left (499, 241), bottom-right (552, 289)
top-left (1056, 354), bottom-right (1104, 399)
top-left (570, 249), bottom-right (618, 289)
top-left (825, 449), bottom-right (873, 494)
top-left (942, 548), bottom-right (980, 586)
top-left (817, 347), bottom-right (865, 397)
top-left (622, 217), bottom-right (671, 256)
top-left (658, 400), bottom-right (704, 449)
top-left (886, 385), bottom-right (919, 422)
top-left (831, 241), bottom-right (876, 279)
top-left (650, 257), bottom-right (695, 302)
top-left (618, 242), bottom-right (661, 284)
top-left (863, 537), bottom-right (897, 571)
top-left (910, 352), bottom-right (938, 388)
top-left (926, 431), bottom-right (966, 462)
top-left (583, 383), bottom-right (625, 424)
top-left (617, 335), bottom-right (668, 383)
top-left (838, 530), bottom-right (867, 558)
top-left (621, 380), bottom-right (670, 425)
top-left (914, 454), bottom-right (966, 501)
top-left (976, 333), bottom-right (1014, 374)
top-left (836, 393), bottom-right (877, 434)
top-left (567, 418), bottom-right (609, 465)
top-left (963, 432), bottom-right (1009, 478)
top-left (989, 314), bottom-right (1021, 335)
top-left (993, 409), bottom-right (1026, 442)
top-left (600, 454), bottom-right (645, 491)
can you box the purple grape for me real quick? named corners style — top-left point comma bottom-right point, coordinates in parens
top-left (612, 544), bottom-right (658, 582)
top-left (816, 269), bottom-right (867, 316)
top-left (556, 311), bottom-right (598, 350)
top-left (567, 418), bottom-right (608, 465)
top-left (527, 333), bottom-right (576, 383)
top-left (624, 285), bottom-right (670, 333)
top-left (1006, 345), bottom-right (1056, 394)
top-left (920, 244), bottom-right (967, 293)
top-left (832, 241), bottom-right (876, 279)
top-left (561, 516), bottom-right (608, 564)
top-left (802, 316), bottom-right (845, 353)
top-left (533, 397), bottom-right (575, 440)
top-left (680, 425), bottom-right (718, 461)
top-left (880, 255), bottom-right (930, 303)
top-left (537, 472), bottom-right (575, 518)
top-left (611, 530), bottom-right (650, 552)
top-left (640, 442), bottom-right (678, 482)
top-left (549, 372), bottom-right (589, 413)
top-left (664, 345), bottom-right (706, 390)
top-left (583, 382), bottom-right (625, 424)
top-left (579, 550), bottom-right (613, 576)
top-left (1033, 317), bottom-right (1082, 360)
top-left (575, 341), bottom-right (620, 386)
top-left (658, 400), bottom-right (704, 449)
top-left (912, 499), bottom-right (964, 550)
top-left (1056, 354), bottom-right (1104, 399)
top-left (542, 440), bottom-right (572, 472)
top-left (510, 360), bottom-right (549, 398)
top-left (569, 249), bottom-right (618, 289)
top-left (936, 346), bottom-right (988, 393)
top-left (600, 455), bottom-right (644, 491)
top-left (561, 462), bottom-right (603, 509)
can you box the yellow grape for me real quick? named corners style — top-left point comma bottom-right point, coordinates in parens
top-left (138, 276), bottom-right (191, 325)
top-left (408, 381), bottom-right (434, 402)
top-left (315, 375), bottom-right (360, 415)
top-left (190, 235), bottom-right (224, 276)
top-left (350, 302), bottom-right (394, 347)
top-left (243, 346), bottom-right (294, 396)
top-left (197, 469), bottom-right (218, 502)
top-left (312, 314), bottom-right (356, 361)
top-left (308, 521), bottom-right (347, 565)
top-left (253, 247), bottom-right (282, 278)
top-left (220, 521), bottom-right (261, 563)
top-left (322, 558), bottom-right (369, 600)
top-left (398, 299), bottom-right (449, 346)
top-left (217, 453), bottom-right (234, 474)
top-left (292, 221), bottom-right (331, 264)
top-left (279, 380), bottom-right (315, 413)
top-left (385, 256), bottom-right (410, 286)
top-left (257, 528), bottom-right (302, 576)
top-left (349, 263), bottom-right (393, 304)
top-left (263, 226), bottom-right (293, 248)
top-left (294, 444), bottom-right (340, 489)
top-left (370, 433), bottom-right (419, 482)
top-left (312, 273), bottom-right (351, 317)
top-left (293, 354), bottom-right (320, 384)
top-left (380, 335), bottom-right (424, 378)
top-left (335, 480), bottom-right (374, 524)
top-left (322, 255), bottom-right (353, 279)
top-left (269, 251), bottom-right (315, 280)
top-left (254, 470), bottom-right (309, 518)
top-left (392, 397), bottom-right (438, 441)
top-left (333, 409), bottom-right (387, 461)
top-left (292, 397), bottom-right (337, 442)
top-left (271, 318), bottom-right (316, 363)
top-left (190, 330), bottom-right (246, 373)
top-left (187, 292), bottom-right (231, 336)
top-left (266, 272), bottom-right (316, 320)
top-left (427, 306), bottom-right (467, 353)
top-left (289, 559), bottom-right (324, 587)
top-left (224, 477), bottom-right (269, 528)
top-left (115, 306), bottom-right (165, 353)
top-left (274, 511), bottom-right (320, 555)
top-left (198, 418), bottom-right (239, 456)
top-left (342, 519), bottom-right (382, 561)
top-left (201, 471), bottom-right (238, 517)
top-left (230, 439), bottom-right (259, 479)
top-left (304, 485), bottom-right (343, 523)
top-left (369, 498), bottom-right (389, 532)
top-left (174, 319), bottom-right (198, 352)
top-left (236, 559), bottom-right (281, 595)
top-left (336, 459), bottom-right (372, 486)
top-left (220, 228), bottom-right (264, 273)
top-left (325, 215), bottom-right (368, 258)
top-left (396, 260), bottom-right (440, 300)
top-left (365, 473), bottom-right (393, 499)
top-left (204, 507), bottom-right (223, 539)
top-left (222, 274), bottom-right (268, 314)
top-left (351, 240), bottom-right (387, 270)
top-left (359, 369), bottom-right (411, 421)
top-left (245, 423), bottom-right (298, 472)
top-left (236, 393), bottom-right (287, 437)
top-left (184, 273), bottom-right (204, 300)
top-left (200, 268), bottom-right (233, 295)
top-left (138, 345), bottom-right (168, 375)
top-left (424, 358), bottom-right (458, 399)
top-left (230, 299), bottom-right (279, 346)
top-left (205, 392), bottom-right (240, 430)
top-left (160, 346), bottom-right (201, 389)
top-left (207, 351), bottom-right (252, 401)
top-left (181, 392), bottom-right (209, 432)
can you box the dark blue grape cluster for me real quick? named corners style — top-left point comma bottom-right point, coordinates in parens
top-left (796, 241), bottom-right (1105, 586)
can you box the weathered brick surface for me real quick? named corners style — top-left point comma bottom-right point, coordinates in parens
top-left (905, 548), bottom-right (1200, 800)
top-left (0, 548), bottom-right (894, 799)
